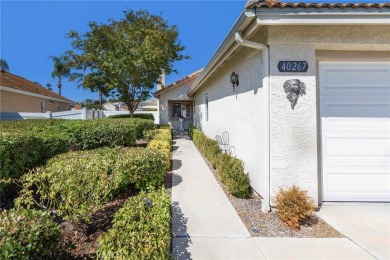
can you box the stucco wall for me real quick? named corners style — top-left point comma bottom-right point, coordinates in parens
top-left (268, 44), bottom-right (318, 204)
top-left (158, 77), bottom-right (196, 128)
top-left (0, 90), bottom-right (71, 112)
top-left (192, 45), bottom-right (267, 200)
top-left (268, 25), bottom-right (390, 51)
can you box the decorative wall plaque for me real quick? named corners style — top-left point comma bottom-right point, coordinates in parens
top-left (283, 79), bottom-right (306, 110)
top-left (278, 61), bottom-right (308, 72)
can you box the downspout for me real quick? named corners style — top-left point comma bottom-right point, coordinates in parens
top-left (235, 32), bottom-right (271, 212)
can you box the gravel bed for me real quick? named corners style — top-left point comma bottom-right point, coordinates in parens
top-left (201, 152), bottom-right (343, 238)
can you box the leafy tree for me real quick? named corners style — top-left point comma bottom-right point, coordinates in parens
top-left (50, 55), bottom-right (71, 95)
top-left (65, 10), bottom-right (188, 116)
top-left (46, 83), bottom-right (52, 91)
top-left (0, 58), bottom-right (9, 71)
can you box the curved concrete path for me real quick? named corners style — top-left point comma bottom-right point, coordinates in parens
top-left (171, 132), bottom-right (375, 260)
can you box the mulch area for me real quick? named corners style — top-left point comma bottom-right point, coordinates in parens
top-left (198, 150), bottom-right (343, 238)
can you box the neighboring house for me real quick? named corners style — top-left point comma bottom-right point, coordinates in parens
top-left (166, 1), bottom-right (390, 211)
top-left (154, 69), bottom-right (203, 130)
top-left (103, 102), bottom-right (129, 111)
top-left (0, 70), bottom-right (73, 112)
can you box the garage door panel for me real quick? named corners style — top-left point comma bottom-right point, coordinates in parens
top-left (320, 61), bottom-right (390, 202)
top-left (321, 102), bottom-right (390, 118)
top-left (323, 136), bottom-right (390, 160)
top-left (324, 170), bottom-right (390, 202)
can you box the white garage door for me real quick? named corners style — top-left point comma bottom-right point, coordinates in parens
top-left (320, 62), bottom-right (390, 201)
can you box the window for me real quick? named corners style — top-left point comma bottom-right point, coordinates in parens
top-left (40, 102), bottom-right (45, 113)
top-left (172, 102), bottom-right (192, 118)
top-left (172, 103), bottom-right (181, 117)
top-left (205, 93), bottom-right (208, 121)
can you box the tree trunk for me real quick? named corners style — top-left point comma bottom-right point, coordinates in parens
top-left (57, 81), bottom-right (62, 95)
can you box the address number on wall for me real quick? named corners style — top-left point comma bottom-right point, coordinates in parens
top-left (278, 61), bottom-right (308, 72)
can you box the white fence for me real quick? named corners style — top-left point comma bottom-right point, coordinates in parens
top-left (0, 108), bottom-right (160, 124)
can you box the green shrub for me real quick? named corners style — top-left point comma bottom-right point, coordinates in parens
top-left (192, 128), bottom-right (251, 198)
top-left (97, 188), bottom-right (171, 260)
top-left (156, 124), bottom-right (171, 129)
top-left (0, 118), bottom-right (153, 191)
top-left (16, 147), bottom-right (167, 223)
top-left (188, 124), bottom-right (195, 139)
top-left (147, 128), bottom-right (172, 170)
top-left (108, 113), bottom-right (154, 121)
top-left (275, 185), bottom-right (315, 229)
top-left (0, 208), bottom-right (61, 259)
top-left (216, 153), bottom-right (251, 198)
top-left (115, 148), bottom-right (167, 190)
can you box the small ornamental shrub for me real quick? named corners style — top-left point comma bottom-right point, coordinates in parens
top-left (156, 124), bottom-right (171, 129)
top-left (188, 124), bottom-right (195, 139)
top-left (97, 188), bottom-right (171, 260)
top-left (192, 128), bottom-right (251, 198)
top-left (216, 153), bottom-right (251, 198)
top-left (147, 128), bottom-right (172, 170)
top-left (275, 185), bottom-right (315, 229)
top-left (16, 147), bottom-right (166, 223)
top-left (0, 208), bottom-right (61, 259)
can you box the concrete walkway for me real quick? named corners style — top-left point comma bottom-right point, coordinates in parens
top-left (171, 132), bottom-right (376, 260)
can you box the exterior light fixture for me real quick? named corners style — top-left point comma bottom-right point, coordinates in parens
top-left (230, 71), bottom-right (239, 92)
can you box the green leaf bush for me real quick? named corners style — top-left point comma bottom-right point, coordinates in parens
top-left (97, 188), bottom-right (171, 260)
top-left (16, 147), bottom-right (167, 223)
top-left (0, 118), bottom-right (153, 192)
top-left (192, 129), bottom-right (251, 198)
top-left (147, 128), bottom-right (172, 169)
top-left (275, 185), bottom-right (315, 229)
top-left (0, 208), bottom-right (61, 259)
top-left (108, 113), bottom-right (154, 121)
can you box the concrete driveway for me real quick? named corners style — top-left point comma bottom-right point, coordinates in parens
top-left (316, 204), bottom-right (390, 260)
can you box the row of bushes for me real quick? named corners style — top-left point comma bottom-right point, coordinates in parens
top-left (2, 188), bottom-right (171, 259)
top-left (147, 128), bottom-right (172, 170)
top-left (108, 113), bottom-right (154, 121)
top-left (15, 147), bottom-right (167, 223)
top-left (0, 118), bottom-right (154, 191)
top-left (191, 128), bottom-right (251, 198)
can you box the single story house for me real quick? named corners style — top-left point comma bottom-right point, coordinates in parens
top-left (154, 69), bottom-right (203, 130)
top-left (158, 1), bottom-right (390, 211)
top-left (0, 70), bottom-right (73, 112)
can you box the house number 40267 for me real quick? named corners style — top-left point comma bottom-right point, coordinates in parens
top-left (278, 61), bottom-right (308, 72)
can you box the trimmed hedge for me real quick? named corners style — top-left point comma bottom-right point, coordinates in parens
top-left (0, 208), bottom-right (61, 259)
top-left (0, 118), bottom-right (153, 192)
top-left (108, 113), bottom-right (154, 121)
top-left (16, 147), bottom-right (167, 223)
top-left (97, 188), bottom-right (171, 259)
top-left (192, 129), bottom-right (251, 198)
top-left (147, 128), bottom-right (172, 169)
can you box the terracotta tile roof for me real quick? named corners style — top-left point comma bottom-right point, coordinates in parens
top-left (246, 1), bottom-right (390, 9)
top-left (154, 69), bottom-right (203, 97)
top-left (0, 70), bottom-right (73, 103)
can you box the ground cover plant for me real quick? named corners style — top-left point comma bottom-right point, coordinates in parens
top-left (191, 128), bottom-right (251, 198)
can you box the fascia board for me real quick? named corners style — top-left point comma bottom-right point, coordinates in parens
top-left (188, 12), bottom-right (254, 96)
top-left (0, 85), bottom-right (74, 104)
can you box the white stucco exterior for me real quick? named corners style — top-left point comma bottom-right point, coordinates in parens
top-left (156, 75), bottom-right (199, 130)
top-left (188, 6), bottom-right (390, 211)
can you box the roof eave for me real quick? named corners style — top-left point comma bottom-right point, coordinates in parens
top-left (188, 12), bottom-right (255, 96)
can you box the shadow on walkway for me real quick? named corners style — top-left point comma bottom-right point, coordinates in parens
top-left (171, 201), bottom-right (192, 260)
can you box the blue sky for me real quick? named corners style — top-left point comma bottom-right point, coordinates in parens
top-left (1, 0), bottom-right (246, 102)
